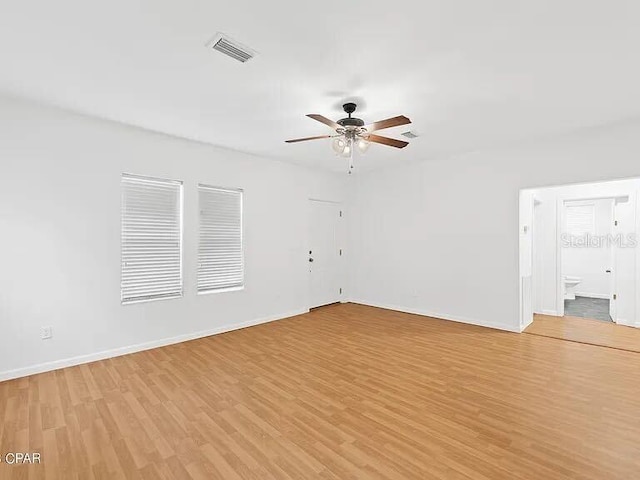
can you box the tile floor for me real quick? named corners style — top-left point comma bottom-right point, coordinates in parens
top-left (564, 296), bottom-right (612, 322)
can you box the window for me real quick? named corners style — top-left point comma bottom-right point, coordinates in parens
top-left (121, 174), bottom-right (183, 303)
top-left (198, 185), bottom-right (244, 293)
top-left (565, 204), bottom-right (595, 236)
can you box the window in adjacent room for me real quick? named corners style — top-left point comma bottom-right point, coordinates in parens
top-left (198, 184), bottom-right (244, 293)
top-left (121, 174), bottom-right (183, 304)
top-left (565, 203), bottom-right (596, 236)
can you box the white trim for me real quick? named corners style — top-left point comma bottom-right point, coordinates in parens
top-left (539, 309), bottom-right (561, 316)
top-left (308, 198), bottom-right (342, 205)
top-left (349, 300), bottom-right (521, 333)
top-left (616, 317), bottom-right (635, 327)
top-left (0, 308), bottom-right (308, 383)
top-left (556, 196), bottom-right (564, 316)
top-left (197, 285), bottom-right (245, 296)
top-left (636, 190), bottom-right (640, 328)
top-left (520, 315), bottom-right (533, 331)
top-left (573, 292), bottom-right (611, 300)
top-left (122, 293), bottom-right (183, 306)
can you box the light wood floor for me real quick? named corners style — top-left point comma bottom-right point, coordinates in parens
top-left (2, 303), bottom-right (640, 479)
top-left (526, 313), bottom-right (640, 353)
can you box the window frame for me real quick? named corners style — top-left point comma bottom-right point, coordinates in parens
top-left (197, 184), bottom-right (245, 295)
top-left (121, 173), bottom-right (184, 305)
top-left (565, 203), bottom-right (596, 236)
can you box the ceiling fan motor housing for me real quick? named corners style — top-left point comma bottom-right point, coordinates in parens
top-left (343, 102), bottom-right (357, 115)
top-left (338, 102), bottom-right (364, 128)
top-left (337, 117), bottom-right (365, 128)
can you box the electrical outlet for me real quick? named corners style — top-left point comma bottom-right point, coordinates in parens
top-left (41, 326), bottom-right (52, 340)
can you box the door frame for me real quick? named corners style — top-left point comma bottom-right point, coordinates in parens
top-left (609, 200), bottom-right (618, 322)
top-left (555, 194), bottom-right (631, 319)
top-left (519, 190), bottom-right (535, 331)
top-left (532, 196), bottom-right (543, 314)
top-left (308, 198), bottom-right (346, 310)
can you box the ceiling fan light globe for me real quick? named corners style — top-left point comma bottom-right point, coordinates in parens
top-left (340, 142), bottom-right (352, 158)
top-left (356, 138), bottom-right (370, 154)
top-left (332, 137), bottom-right (346, 154)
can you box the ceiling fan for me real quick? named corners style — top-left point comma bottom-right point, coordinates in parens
top-left (285, 103), bottom-right (411, 172)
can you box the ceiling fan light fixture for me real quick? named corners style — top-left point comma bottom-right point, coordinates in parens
top-left (285, 103), bottom-right (412, 172)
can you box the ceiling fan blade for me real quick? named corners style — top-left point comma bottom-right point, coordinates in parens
top-left (285, 135), bottom-right (333, 143)
top-left (367, 134), bottom-right (409, 149)
top-left (306, 114), bottom-right (341, 130)
top-left (364, 115), bottom-right (411, 132)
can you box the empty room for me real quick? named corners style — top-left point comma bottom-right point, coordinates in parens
top-left (1, 1), bottom-right (640, 479)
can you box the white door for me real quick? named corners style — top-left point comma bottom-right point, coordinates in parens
top-left (611, 196), bottom-right (636, 325)
top-left (609, 202), bottom-right (618, 322)
top-left (309, 200), bottom-right (342, 308)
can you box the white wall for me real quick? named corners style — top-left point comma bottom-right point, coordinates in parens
top-left (0, 95), bottom-right (348, 380)
top-left (349, 120), bottom-right (640, 332)
top-left (562, 199), bottom-right (613, 298)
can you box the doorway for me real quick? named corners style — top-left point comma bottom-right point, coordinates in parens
top-left (558, 197), bottom-right (618, 322)
top-left (309, 199), bottom-right (344, 309)
top-left (520, 177), bottom-right (640, 343)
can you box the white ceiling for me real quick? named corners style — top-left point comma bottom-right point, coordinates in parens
top-left (1, 0), bottom-right (639, 172)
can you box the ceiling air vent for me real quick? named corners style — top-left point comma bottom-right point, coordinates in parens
top-left (207, 33), bottom-right (257, 63)
top-left (401, 131), bottom-right (419, 139)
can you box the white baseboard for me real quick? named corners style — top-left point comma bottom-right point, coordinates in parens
top-left (574, 292), bottom-right (610, 300)
top-left (615, 317), bottom-right (636, 328)
top-left (0, 308), bottom-right (308, 383)
top-left (538, 309), bottom-right (561, 317)
top-left (349, 299), bottom-right (520, 333)
top-left (520, 316), bottom-right (534, 332)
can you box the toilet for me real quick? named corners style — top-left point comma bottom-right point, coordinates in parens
top-left (564, 275), bottom-right (582, 300)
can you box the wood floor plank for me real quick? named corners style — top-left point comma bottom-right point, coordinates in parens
top-left (2, 303), bottom-right (640, 479)
top-left (526, 313), bottom-right (640, 352)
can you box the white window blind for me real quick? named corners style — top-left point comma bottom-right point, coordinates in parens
top-left (121, 174), bottom-right (183, 304)
top-left (198, 185), bottom-right (244, 293)
top-left (566, 204), bottom-right (595, 236)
